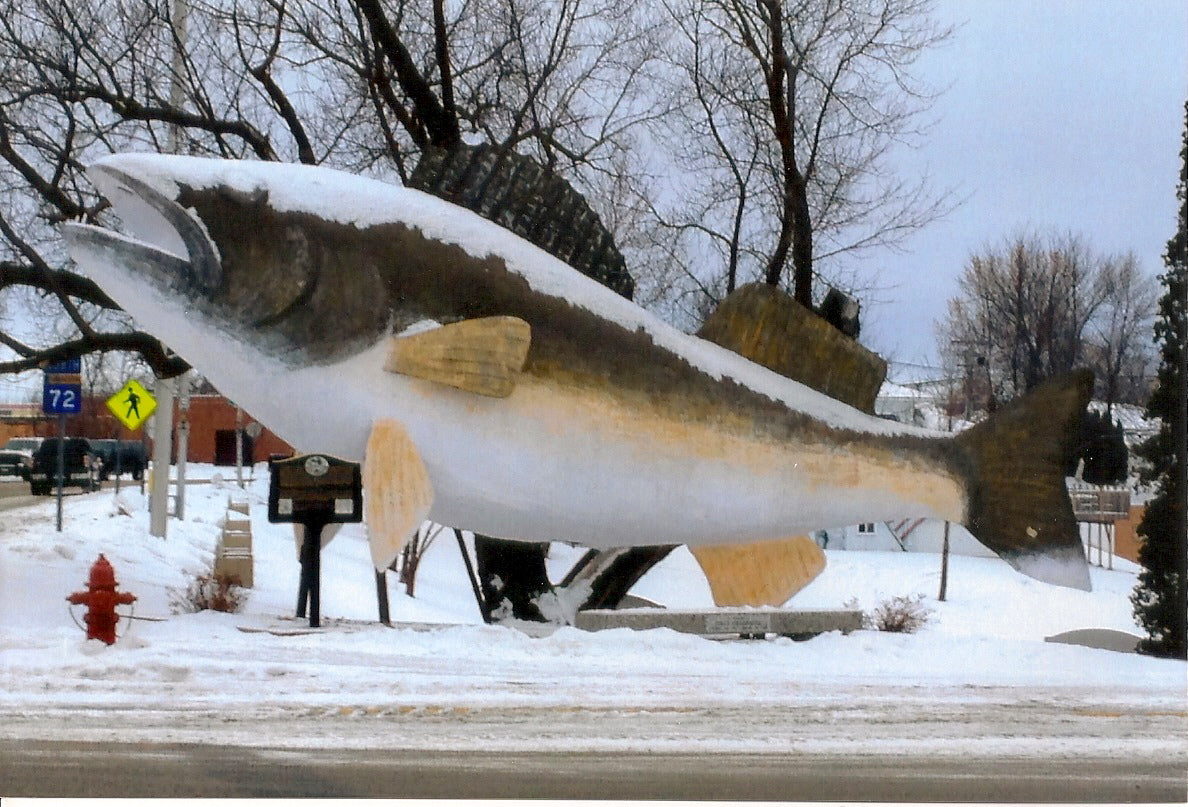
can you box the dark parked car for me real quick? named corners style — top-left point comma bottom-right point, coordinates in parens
top-left (89, 439), bottom-right (148, 480)
top-left (0, 449), bottom-right (33, 479)
top-left (28, 438), bottom-right (101, 495)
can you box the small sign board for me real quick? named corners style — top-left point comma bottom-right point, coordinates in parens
top-left (106, 380), bottom-right (158, 431)
top-left (42, 359), bottom-right (83, 415)
top-left (268, 453), bottom-right (363, 524)
top-left (704, 611), bottom-right (772, 635)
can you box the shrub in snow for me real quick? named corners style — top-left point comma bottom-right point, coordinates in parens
top-left (171, 572), bottom-right (247, 614)
top-left (867, 594), bottom-right (933, 633)
top-left (109, 495), bottom-right (136, 518)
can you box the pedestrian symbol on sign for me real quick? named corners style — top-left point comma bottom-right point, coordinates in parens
top-left (106, 380), bottom-right (157, 431)
top-left (123, 388), bottom-right (141, 421)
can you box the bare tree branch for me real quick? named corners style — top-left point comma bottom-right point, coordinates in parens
top-left (354, 0), bottom-right (460, 147)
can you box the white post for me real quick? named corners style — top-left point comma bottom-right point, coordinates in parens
top-left (235, 405), bottom-right (244, 489)
top-left (175, 371), bottom-right (191, 520)
top-left (149, 378), bottom-right (175, 538)
top-left (167, 0), bottom-right (188, 153)
top-left (154, 0), bottom-right (187, 532)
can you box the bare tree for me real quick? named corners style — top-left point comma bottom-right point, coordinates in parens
top-left (0, 0), bottom-right (298, 378)
top-left (940, 233), bottom-right (1157, 405)
top-left (0, 0), bottom-right (662, 377)
top-left (1083, 254), bottom-right (1159, 408)
top-left (0, 0), bottom-right (671, 624)
top-left (650, 0), bottom-right (953, 320)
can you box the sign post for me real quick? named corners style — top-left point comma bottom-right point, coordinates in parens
top-left (42, 359), bottom-right (83, 532)
top-left (268, 454), bottom-right (363, 628)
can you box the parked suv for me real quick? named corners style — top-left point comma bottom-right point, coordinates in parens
top-left (0, 448), bottom-right (33, 479)
top-left (28, 438), bottom-right (101, 495)
top-left (89, 439), bottom-right (148, 480)
top-left (0, 437), bottom-right (43, 480)
top-left (3, 437), bottom-right (44, 454)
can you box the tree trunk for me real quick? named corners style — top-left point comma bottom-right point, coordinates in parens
top-left (754, 0), bottom-right (813, 306)
top-left (789, 181), bottom-right (814, 306)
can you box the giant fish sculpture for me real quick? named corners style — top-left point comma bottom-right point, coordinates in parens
top-left (63, 153), bottom-right (1093, 590)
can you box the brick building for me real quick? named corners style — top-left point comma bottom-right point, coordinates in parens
top-left (0, 402), bottom-right (41, 446)
top-left (179, 395), bottom-right (293, 465)
top-left (2, 394), bottom-right (292, 465)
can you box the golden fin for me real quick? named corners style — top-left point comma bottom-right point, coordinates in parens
top-left (690, 536), bottom-right (826, 607)
top-left (385, 316), bottom-right (531, 398)
top-left (364, 419), bottom-right (434, 571)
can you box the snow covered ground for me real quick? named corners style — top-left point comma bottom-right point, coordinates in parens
top-left (1, 466), bottom-right (1184, 761)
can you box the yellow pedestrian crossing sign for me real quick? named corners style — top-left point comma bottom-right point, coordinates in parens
top-left (107, 380), bottom-right (157, 431)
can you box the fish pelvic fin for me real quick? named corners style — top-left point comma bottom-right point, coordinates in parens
top-left (385, 316), bottom-right (531, 398)
top-left (955, 369), bottom-right (1094, 591)
top-left (691, 536), bottom-right (826, 607)
top-left (364, 419), bottom-right (434, 571)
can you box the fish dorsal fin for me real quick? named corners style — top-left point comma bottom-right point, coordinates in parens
top-left (385, 316), bottom-right (531, 398)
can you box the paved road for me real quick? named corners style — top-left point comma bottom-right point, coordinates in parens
top-left (0, 480), bottom-right (40, 511)
top-left (0, 478), bottom-right (131, 513)
top-left (0, 480), bottom-right (90, 513)
top-left (1, 739), bottom-right (1182, 800)
top-left (1, 700), bottom-right (1184, 801)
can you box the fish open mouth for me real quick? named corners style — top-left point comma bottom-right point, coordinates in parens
top-left (63, 154), bottom-right (392, 366)
top-left (62, 163), bottom-right (222, 299)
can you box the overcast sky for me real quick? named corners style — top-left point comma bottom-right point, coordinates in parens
top-left (859, 0), bottom-right (1188, 379)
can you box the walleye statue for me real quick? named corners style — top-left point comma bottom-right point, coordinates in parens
top-left (64, 153), bottom-right (1093, 591)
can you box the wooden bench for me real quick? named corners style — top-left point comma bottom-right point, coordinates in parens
top-left (214, 503), bottom-right (254, 587)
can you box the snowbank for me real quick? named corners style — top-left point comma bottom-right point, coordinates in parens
top-left (1, 468), bottom-right (1183, 757)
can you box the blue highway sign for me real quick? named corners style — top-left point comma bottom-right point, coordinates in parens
top-left (45, 358), bottom-right (81, 374)
top-left (43, 359), bottom-right (83, 415)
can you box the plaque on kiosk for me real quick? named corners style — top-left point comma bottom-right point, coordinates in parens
top-left (267, 453), bottom-right (365, 628)
top-left (268, 453), bottom-right (362, 525)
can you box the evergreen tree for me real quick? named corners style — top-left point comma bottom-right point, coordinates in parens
top-left (1130, 101), bottom-right (1188, 659)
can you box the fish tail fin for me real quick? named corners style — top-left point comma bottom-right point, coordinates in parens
top-left (955, 369), bottom-right (1094, 590)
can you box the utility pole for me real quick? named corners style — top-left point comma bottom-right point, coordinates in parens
top-left (168, 0), bottom-right (188, 151)
top-left (151, 0), bottom-right (188, 535)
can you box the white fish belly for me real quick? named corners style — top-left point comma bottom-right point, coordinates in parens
top-left (71, 251), bottom-right (964, 547)
top-left (246, 342), bottom-right (966, 549)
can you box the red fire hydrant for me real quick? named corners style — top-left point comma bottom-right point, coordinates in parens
top-left (67, 554), bottom-right (137, 645)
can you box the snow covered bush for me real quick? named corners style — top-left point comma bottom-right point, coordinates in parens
top-left (868, 594), bottom-right (933, 633)
top-left (171, 572), bottom-right (247, 614)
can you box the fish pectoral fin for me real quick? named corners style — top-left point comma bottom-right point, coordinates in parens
top-left (690, 536), bottom-right (826, 607)
top-left (384, 316), bottom-right (531, 398)
top-left (364, 419), bottom-right (434, 571)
